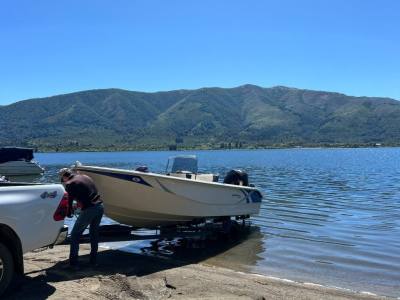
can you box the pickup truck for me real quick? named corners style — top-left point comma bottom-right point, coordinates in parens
top-left (0, 182), bottom-right (68, 295)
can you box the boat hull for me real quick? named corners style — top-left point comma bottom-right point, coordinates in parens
top-left (0, 161), bottom-right (44, 176)
top-left (75, 165), bottom-right (262, 228)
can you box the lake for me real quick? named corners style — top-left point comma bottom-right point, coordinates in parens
top-left (26, 148), bottom-right (400, 297)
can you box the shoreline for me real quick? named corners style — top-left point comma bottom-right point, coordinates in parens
top-left (3, 244), bottom-right (391, 300)
top-left (33, 144), bottom-right (400, 154)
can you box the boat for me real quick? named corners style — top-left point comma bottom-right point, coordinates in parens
top-left (73, 156), bottom-right (262, 228)
top-left (0, 147), bottom-right (44, 176)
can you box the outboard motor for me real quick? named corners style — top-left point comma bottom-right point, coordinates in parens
top-left (135, 166), bottom-right (149, 172)
top-left (223, 169), bottom-right (249, 186)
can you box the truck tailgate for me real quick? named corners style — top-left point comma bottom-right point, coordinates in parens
top-left (0, 184), bottom-right (66, 253)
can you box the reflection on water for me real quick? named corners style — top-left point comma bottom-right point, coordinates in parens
top-left (22, 149), bottom-right (400, 297)
top-left (201, 227), bottom-right (264, 272)
top-left (100, 226), bottom-right (264, 272)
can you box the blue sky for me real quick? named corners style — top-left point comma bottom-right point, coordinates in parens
top-left (0, 0), bottom-right (399, 105)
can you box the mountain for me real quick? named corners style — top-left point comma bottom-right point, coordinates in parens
top-left (0, 85), bottom-right (399, 151)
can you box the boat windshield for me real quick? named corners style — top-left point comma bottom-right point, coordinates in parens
top-left (166, 155), bottom-right (198, 174)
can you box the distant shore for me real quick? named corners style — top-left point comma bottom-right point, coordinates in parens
top-left (3, 244), bottom-right (389, 300)
top-left (32, 142), bottom-right (398, 153)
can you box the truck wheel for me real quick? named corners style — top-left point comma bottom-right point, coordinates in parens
top-left (0, 243), bottom-right (14, 296)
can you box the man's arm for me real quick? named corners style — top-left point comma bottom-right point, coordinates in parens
top-left (65, 183), bottom-right (76, 217)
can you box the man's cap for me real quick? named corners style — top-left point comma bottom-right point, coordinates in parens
top-left (58, 167), bottom-right (73, 178)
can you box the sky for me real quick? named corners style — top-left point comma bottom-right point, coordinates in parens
top-left (0, 0), bottom-right (399, 105)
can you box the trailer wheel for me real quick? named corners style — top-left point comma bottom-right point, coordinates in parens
top-left (0, 243), bottom-right (14, 296)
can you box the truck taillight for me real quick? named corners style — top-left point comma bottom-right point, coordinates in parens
top-left (53, 192), bottom-right (69, 221)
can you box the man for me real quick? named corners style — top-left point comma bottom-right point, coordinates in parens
top-left (59, 168), bottom-right (104, 268)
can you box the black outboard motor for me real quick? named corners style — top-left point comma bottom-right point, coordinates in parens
top-left (135, 166), bottom-right (149, 172)
top-left (223, 169), bottom-right (249, 186)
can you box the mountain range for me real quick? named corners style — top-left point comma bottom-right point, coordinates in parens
top-left (1, 85), bottom-right (399, 151)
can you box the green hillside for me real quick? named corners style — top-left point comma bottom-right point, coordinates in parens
top-left (1, 85), bottom-right (399, 151)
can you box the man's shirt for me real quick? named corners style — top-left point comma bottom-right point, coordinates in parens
top-left (66, 174), bottom-right (99, 210)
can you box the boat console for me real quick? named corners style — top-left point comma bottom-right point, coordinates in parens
top-left (166, 155), bottom-right (219, 182)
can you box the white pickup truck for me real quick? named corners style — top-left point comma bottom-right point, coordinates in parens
top-left (0, 182), bottom-right (68, 295)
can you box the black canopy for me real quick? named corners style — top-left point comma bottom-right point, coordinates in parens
top-left (0, 147), bottom-right (34, 164)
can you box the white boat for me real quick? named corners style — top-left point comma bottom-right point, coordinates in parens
top-left (73, 156), bottom-right (262, 228)
top-left (0, 160), bottom-right (44, 176)
top-left (0, 147), bottom-right (44, 176)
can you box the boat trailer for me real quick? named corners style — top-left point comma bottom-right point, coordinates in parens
top-left (62, 218), bottom-right (254, 252)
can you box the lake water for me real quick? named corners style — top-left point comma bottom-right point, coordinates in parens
top-left (25, 148), bottom-right (400, 297)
